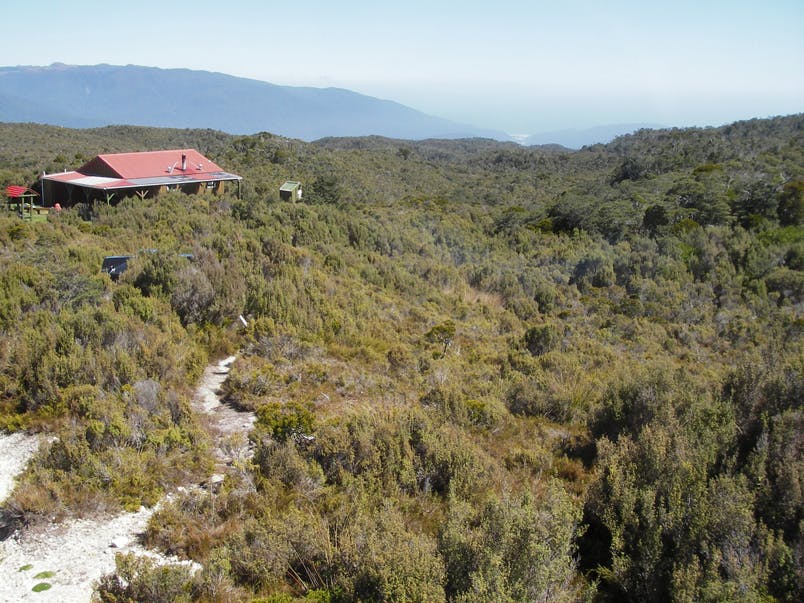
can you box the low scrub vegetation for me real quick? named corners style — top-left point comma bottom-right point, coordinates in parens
top-left (0, 115), bottom-right (801, 601)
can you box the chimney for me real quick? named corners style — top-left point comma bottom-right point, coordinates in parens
top-left (181, 154), bottom-right (187, 171)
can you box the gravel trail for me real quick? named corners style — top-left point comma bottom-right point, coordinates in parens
top-left (0, 355), bottom-right (252, 602)
top-left (0, 432), bottom-right (41, 505)
top-left (193, 355), bottom-right (255, 468)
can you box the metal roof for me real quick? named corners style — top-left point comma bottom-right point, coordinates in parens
top-left (279, 180), bottom-right (301, 191)
top-left (70, 176), bottom-right (121, 186)
top-left (6, 185), bottom-right (38, 197)
top-left (41, 149), bottom-right (241, 190)
top-left (89, 149), bottom-right (223, 179)
top-left (42, 171), bottom-right (241, 191)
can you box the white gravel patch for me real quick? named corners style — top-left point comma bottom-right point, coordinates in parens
top-left (196, 355), bottom-right (237, 413)
top-left (0, 432), bottom-right (41, 504)
top-left (193, 356), bottom-right (255, 465)
top-left (0, 507), bottom-right (155, 602)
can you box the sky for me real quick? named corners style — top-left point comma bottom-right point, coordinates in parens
top-left (2, 0), bottom-right (802, 135)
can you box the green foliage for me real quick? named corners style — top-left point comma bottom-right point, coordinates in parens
top-left (32, 582), bottom-right (52, 592)
top-left (126, 251), bottom-right (182, 298)
top-left (255, 401), bottom-right (315, 443)
top-left (523, 323), bottom-right (559, 356)
top-left (610, 156), bottom-right (650, 184)
top-left (572, 251), bottom-right (616, 290)
top-left (0, 116), bottom-right (800, 602)
top-left (342, 505), bottom-right (447, 602)
top-left (307, 174), bottom-right (343, 205)
top-left (583, 360), bottom-right (801, 602)
top-left (642, 204), bottom-right (669, 235)
top-left (425, 319), bottom-right (456, 358)
top-left (440, 483), bottom-right (582, 602)
top-left (94, 553), bottom-right (194, 603)
top-left (777, 179), bottom-right (803, 226)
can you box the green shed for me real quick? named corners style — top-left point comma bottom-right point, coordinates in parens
top-left (279, 181), bottom-right (303, 202)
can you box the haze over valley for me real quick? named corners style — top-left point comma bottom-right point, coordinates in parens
top-left (0, 63), bottom-right (669, 148)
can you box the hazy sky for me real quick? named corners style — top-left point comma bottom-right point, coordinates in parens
top-left (2, 0), bottom-right (802, 134)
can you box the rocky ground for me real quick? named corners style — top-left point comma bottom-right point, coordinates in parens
top-left (194, 355), bottom-right (255, 469)
top-left (0, 355), bottom-right (254, 602)
top-left (0, 432), bottom-right (41, 505)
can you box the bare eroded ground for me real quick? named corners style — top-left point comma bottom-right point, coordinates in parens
top-left (0, 432), bottom-right (41, 505)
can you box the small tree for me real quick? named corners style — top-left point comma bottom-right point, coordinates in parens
top-left (643, 204), bottom-right (669, 235)
top-left (426, 320), bottom-right (456, 359)
top-left (308, 174), bottom-right (342, 205)
top-left (777, 179), bottom-right (803, 226)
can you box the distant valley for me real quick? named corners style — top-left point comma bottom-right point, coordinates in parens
top-left (520, 123), bottom-right (665, 148)
top-left (0, 63), bottom-right (509, 142)
top-left (0, 63), bottom-right (660, 147)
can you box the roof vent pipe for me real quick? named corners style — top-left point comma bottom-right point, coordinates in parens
top-left (181, 154), bottom-right (187, 171)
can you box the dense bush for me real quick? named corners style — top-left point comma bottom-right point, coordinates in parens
top-left (0, 115), bottom-right (800, 601)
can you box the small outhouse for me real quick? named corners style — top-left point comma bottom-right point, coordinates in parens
top-left (279, 181), bottom-right (303, 202)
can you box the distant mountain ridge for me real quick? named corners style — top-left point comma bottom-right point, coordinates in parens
top-left (0, 63), bottom-right (510, 142)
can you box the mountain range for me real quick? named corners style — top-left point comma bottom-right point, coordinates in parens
top-left (0, 63), bottom-right (512, 142)
top-left (0, 63), bottom-right (659, 146)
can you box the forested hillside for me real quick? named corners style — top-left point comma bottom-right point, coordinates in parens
top-left (0, 115), bottom-right (801, 602)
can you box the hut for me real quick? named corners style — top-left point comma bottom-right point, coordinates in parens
top-left (40, 149), bottom-right (242, 206)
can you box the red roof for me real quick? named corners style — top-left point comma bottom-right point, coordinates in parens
top-left (41, 148), bottom-right (241, 191)
top-left (6, 185), bottom-right (38, 198)
top-left (79, 149), bottom-right (224, 179)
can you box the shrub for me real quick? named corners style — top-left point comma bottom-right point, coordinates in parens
top-left (94, 553), bottom-right (194, 603)
top-left (338, 505), bottom-right (446, 602)
top-left (440, 484), bottom-right (582, 602)
top-left (523, 323), bottom-right (558, 356)
top-left (505, 377), bottom-right (571, 423)
top-left (777, 179), bottom-right (803, 226)
top-left (255, 401), bottom-right (315, 443)
top-left (572, 252), bottom-right (615, 291)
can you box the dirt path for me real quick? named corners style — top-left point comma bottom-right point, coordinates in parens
top-left (0, 355), bottom-right (254, 602)
top-left (193, 355), bottom-right (255, 469)
top-left (0, 507), bottom-right (165, 602)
